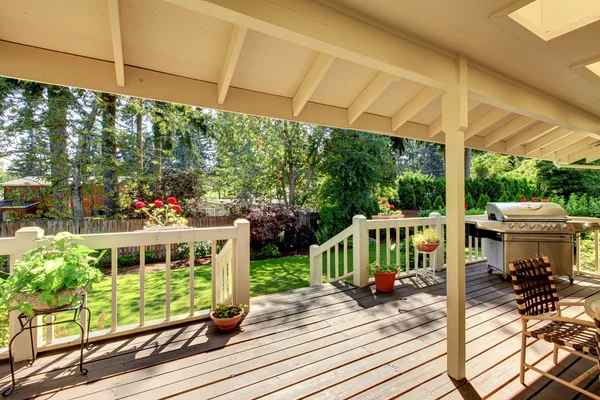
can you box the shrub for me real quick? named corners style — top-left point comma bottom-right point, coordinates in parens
top-left (432, 195), bottom-right (445, 210)
top-left (476, 193), bottom-right (491, 210)
top-left (0, 255), bottom-right (8, 271)
top-left (178, 241), bottom-right (212, 260)
top-left (421, 196), bottom-right (432, 210)
top-left (465, 193), bottom-right (475, 209)
top-left (261, 243), bottom-right (280, 258)
top-left (498, 192), bottom-right (509, 202)
top-left (118, 254), bottom-right (138, 268)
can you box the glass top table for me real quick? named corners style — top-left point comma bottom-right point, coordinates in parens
top-left (584, 294), bottom-right (600, 319)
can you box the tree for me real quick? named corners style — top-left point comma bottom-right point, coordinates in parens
top-left (476, 193), bottom-right (491, 209)
top-left (432, 195), bottom-right (445, 210)
top-left (318, 129), bottom-right (396, 238)
top-left (536, 160), bottom-right (600, 199)
top-left (100, 93), bottom-right (118, 217)
top-left (421, 196), bottom-right (432, 210)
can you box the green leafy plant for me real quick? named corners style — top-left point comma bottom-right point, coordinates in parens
top-left (261, 243), bottom-right (280, 258)
top-left (0, 232), bottom-right (105, 316)
top-left (178, 241), bottom-right (212, 260)
top-left (421, 196), bottom-right (432, 210)
top-left (378, 199), bottom-right (403, 216)
top-left (432, 195), bottom-right (445, 210)
top-left (368, 262), bottom-right (400, 274)
top-left (212, 303), bottom-right (246, 319)
top-left (412, 228), bottom-right (440, 248)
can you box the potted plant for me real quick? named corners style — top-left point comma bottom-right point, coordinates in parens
top-left (368, 263), bottom-right (400, 292)
top-left (0, 232), bottom-right (105, 316)
top-left (373, 199), bottom-right (404, 220)
top-left (134, 196), bottom-right (189, 229)
top-left (210, 303), bottom-right (246, 331)
top-left (413, 227), bottom-right (441, 252)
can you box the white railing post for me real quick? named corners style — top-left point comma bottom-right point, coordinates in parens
top-left (11, 227), bottom-right (44, 362)
top-left (309, 245), bottom-right (322, 286)
top-left (429, 212), bottom-right (444, 271)
top-left (234, 219), bottom-right (251, 311)
top-left (352, 215), bottom-right (369, 287)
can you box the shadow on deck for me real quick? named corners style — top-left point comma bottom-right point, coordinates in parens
top-left (1, 263), bottom-right (599, 399)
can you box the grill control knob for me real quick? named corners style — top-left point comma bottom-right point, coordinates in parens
top-left (561, 223), bottom-right (568, 230)
top-left (550, 223), bottom-right (557, 229)
top-left (518, 223), bottom-right (525, 229)
top-left (540, 223), bottom-right (546, 229)
top-left (508, 223), bottom-right (514, 229)
top-left (529, 223), bottom-right (536, 229)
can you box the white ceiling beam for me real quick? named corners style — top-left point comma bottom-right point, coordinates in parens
top-left (218, 24), bottom-right (248, 105)
top-left (505, 123), bottom-right (557, 151)
top-left (464, 108), bottom-right (510, 140)
top-left (524, 127), bottom-right (572, 155)
top-left (429, 100), bottom-right (480, 138)
top-left (166, 0), bottom-right (457, 89)
top-left (468, 64), bottom-right (600, 139)
top-left (554, 137), bottom-right (598, 159)
top-left (293, 53), bottom-right (335, 117)
top-left (392, 86), bottom-right (440, 131)
top-left (539, 133), bottom-right (586, 158)
top-left (567, 144), bottom-right (599, 164)
top-left (348, 72), bottom-right (399, 124)
top-left (484, 115), bottom-right (533, 148)
top-left (107, 0), bottom-right (125, 87)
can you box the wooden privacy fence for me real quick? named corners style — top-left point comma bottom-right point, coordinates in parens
top-left (0, 220), bottom-right (251, 361)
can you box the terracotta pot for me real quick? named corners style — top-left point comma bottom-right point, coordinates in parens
top-left (416, 242), bottom-right (440, 252)
top-left (374, 272), bottom-right (397, 292)
top-left (372, 215), bottom-right (405, 220)
top-left (211, 310), bottom-right (244, 331)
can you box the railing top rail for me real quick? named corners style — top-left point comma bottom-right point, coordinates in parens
top-left (0, 237), bottom-right (15, 256)
top-left (312, 225), bottom-right (353, 257)
top-left (367, 216), bottom-right (440, 229)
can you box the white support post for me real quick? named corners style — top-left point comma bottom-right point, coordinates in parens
top-left (11, 227), bottom-right (44, 362)
top-left (309, 245), bottom-right (323, 286)
top-left (352, 215), bottom-right (369, 287)
top-left (234, 219), bottom-right (251, 311)
top-left (430, 212), bottom-right (444, 271)
top-left (444, 55), bottom-right (468, 380)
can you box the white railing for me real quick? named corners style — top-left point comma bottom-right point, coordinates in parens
top-left (2, 219), bottom-right (250, 362)
top-left (310, 213), bottom-right (488, 286)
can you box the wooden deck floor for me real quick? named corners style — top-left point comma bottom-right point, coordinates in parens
top-left (2, 263), bottom-right (600, 399)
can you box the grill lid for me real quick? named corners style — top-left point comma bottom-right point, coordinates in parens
top-left (486, 202), bottom-right (569, 222)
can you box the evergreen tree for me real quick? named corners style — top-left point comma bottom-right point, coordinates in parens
top-left (465, 193), bottom-right (475, 209)
top-left (421, 196), bottom-right (432, 210)
top-left (476, 193), bottom-right (491, 209)
top-left (432, 195), bottom-right (445, 210)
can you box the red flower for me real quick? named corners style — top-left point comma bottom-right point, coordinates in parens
top-left (167, 196), bottom-right (177, 205)
top-left (154, 200), bottom-right (164, 208)
top-left (381, 199), bottom-right (387, 204)
top-left (135, 201), bottom-right (145, 208)
top-left (389, 204), bottom-right (395, 209)
top-left (520, 198), bottom-right (527, 202)
top-left (464, 203), bottom-right (468, 209)
top-left (542, 199), bottom-right (549, 202)
top-left (531, 197), bottom-right (539, 202)
top-left (172, 205), bottom-right (182, 213)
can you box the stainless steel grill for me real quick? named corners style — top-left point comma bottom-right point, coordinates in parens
top-left (466, 202), bottom-right (600, 282)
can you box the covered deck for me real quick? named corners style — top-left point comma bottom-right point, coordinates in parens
top-left (3, 263), bottom-right (599, 399)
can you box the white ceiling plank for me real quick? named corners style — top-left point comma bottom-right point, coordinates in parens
top-left (554, 137), bottom-right (598, 159)
top-left (292, 53), bottom-right (335, 117)
top-left (505, 123), bottom-right (558, 151)
top-left (166, 0), bottom-right (457, 89)
top-left (107, 0), bottom-right (125, 87)
top-left (392, 86), bottom-right (440, 131)
top-left (524, 127), bottom-right (573, 155)
top-left (464, 108), bottom-right (510, 140)
top-left (540, 133), bottom-right (586, 157)
top-left (483, 115), bottom-right (533, 148)
top-left (218, 24), bottom-right (248, 104)
top-left (348, 72), bottom-right (399, 124)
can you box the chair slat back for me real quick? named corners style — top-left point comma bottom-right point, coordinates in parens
top-left (508, 256), bottom-right (558, 316)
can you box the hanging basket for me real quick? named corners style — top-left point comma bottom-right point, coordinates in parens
top-left (13, 287), bottom-right (86, 313)
top-left (416, 242), bottom-right (440, 253)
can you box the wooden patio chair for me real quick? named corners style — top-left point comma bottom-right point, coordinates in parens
top-left (509, 256), bottom-right (600, 399)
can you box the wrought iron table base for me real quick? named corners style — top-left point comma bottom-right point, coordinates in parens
top-left (2, 299), bottom-right (91, 396)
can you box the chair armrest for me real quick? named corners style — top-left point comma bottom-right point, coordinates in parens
top-left (524, 315), bottom-right (596, 327)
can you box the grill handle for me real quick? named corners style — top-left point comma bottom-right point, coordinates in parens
top-left (508, 235), bottom-right (571, 242)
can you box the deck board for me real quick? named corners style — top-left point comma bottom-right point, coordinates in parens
top-left (2, 264), bottom-right (600, 399)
